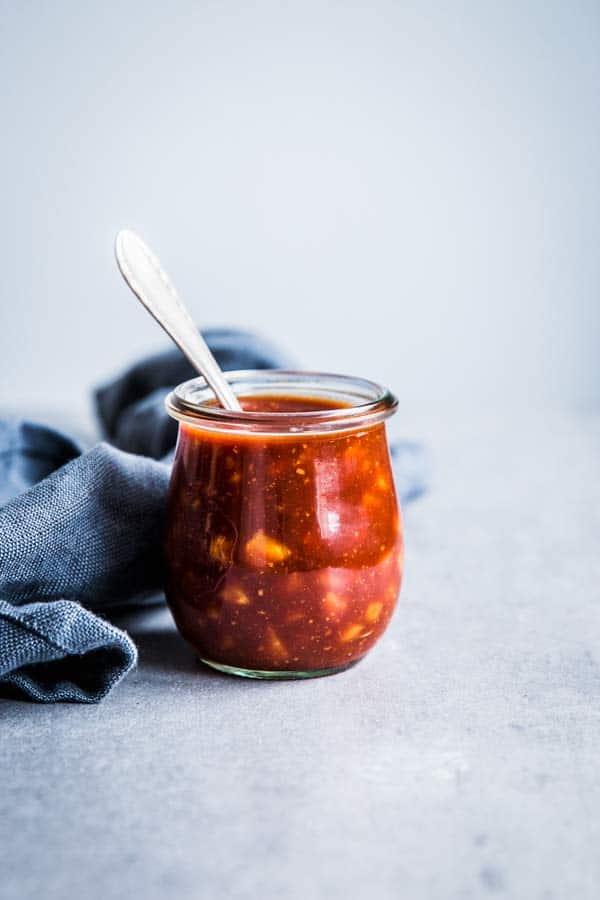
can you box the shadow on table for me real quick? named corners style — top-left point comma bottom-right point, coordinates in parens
top-left (132, 627), bottom-right (200, 676)
top-left (113, 607), bottom-right (232, 682)
top-left (129, 626), bottom-right (276, 689)
top-left (108, 606), bottom-right (191, 675)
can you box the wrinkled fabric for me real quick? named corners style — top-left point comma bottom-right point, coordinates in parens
top-left (0, 438), bottom-right (168, 702)
top-left (95, 328), bottom-right (294, 458)
top-left (0, 328), bottom-right (427, 704)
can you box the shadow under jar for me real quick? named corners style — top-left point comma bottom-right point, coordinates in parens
top-left (165, 371), bottom-right (403, 679)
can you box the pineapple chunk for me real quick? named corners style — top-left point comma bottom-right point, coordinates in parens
top-left (209, 534), bottom-right (233, 565)
top-left (376, 474), bottom-right (390, 491)
top-left (266, 626), bottom-right (288, 661)
top-left (245, 529), bottom-right (291, 566)
top-left (365, 601), bottom-right (383, 623)
top-left (322, 591), bottom-right (347, 619)
top-left (221, 583), bottom-right (251, 606)
top-left (340, 623), bottom-right (365, 642)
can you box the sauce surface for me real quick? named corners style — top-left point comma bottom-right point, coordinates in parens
top-left (165, 393), bottom-right (403, 672)
top-left (229, 394), bottom-right (350, 413)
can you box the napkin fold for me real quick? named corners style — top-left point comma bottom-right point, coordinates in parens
top-left (0, 329), bottom-right (427, 703)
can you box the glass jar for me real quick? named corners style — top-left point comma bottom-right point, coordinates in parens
top-left (164, 370), bottom-right (403, 679)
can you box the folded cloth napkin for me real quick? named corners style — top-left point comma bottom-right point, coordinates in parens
top-left (0, 329), bottom-right (427, 703)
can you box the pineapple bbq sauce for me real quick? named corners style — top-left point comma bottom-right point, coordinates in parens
top-left (164, 372), bottom-right (403, 678)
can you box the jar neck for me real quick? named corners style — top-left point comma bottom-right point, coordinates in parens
top-left (166, 370), bottom-right (397, 437)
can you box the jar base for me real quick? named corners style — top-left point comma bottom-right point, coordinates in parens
top-left (198, 657), bottom-right (360, 680)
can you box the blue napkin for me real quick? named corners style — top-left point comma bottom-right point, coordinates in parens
top-left (0, 329), bottom-right (427, 703)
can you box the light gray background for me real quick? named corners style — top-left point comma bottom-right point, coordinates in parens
top-left (1, 0), bottom-right (599, 419)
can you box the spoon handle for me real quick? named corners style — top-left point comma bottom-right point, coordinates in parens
top-left (115, 229), bottom-right (241, 412)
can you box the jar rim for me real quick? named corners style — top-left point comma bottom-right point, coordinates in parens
top-left (165, 369), bottom-right (398, 435)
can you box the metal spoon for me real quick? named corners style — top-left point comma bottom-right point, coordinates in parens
top-left (115, 229), bottom-right (242, 412)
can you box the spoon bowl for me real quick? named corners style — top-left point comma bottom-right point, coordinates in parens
top-left (115, 229), bottom-right (241, 412)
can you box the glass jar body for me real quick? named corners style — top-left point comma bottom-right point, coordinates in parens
top-left (165, 407), bottom-right (403, 678)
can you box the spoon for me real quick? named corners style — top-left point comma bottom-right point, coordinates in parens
top-left (115, 229), bottom-right (242, 412)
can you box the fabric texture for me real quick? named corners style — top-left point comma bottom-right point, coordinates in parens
top-left (0, 328), bottom-right (427, 703)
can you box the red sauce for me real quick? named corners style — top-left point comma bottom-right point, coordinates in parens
top-left (165, 394), bottom-right (403, 674)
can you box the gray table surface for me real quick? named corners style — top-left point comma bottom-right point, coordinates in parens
top-left (2, 412), bottom-right (599, 900)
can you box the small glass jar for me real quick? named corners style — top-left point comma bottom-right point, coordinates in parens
top-left (164, 370), bottom-right (403, 679)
